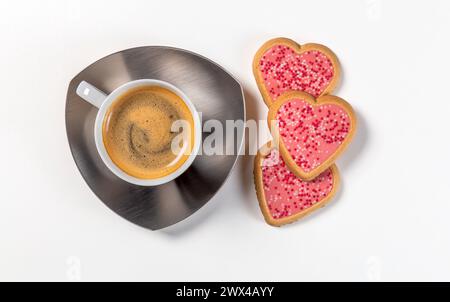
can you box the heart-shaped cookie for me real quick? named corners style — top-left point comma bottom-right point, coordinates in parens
top-left (268, 91), bottom-right (356, 181)
top-left (254, 142), bottom-right (339, 226)
top-left (253, 37), bottom-right (340, 106)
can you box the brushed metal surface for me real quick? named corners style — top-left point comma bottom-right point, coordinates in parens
top-left (65, 46), bottom-right (245, 230)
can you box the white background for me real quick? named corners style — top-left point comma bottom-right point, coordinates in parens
top-left (1, 0), bottom-right (449, 281)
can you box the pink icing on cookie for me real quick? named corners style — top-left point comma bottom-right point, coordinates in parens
top-left (259, 45), bottom-right (334, 99)
top-left (276, 98), bottom-right (351, 172)
top-left (261, 149), bottom-right (334, 220)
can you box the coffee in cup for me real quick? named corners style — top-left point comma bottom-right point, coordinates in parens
top-left (102, 85), bottom-right (195, 179)
top-left (76, 79), bottom-right (201, 186)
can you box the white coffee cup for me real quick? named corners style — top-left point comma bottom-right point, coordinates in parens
top-left (76, 79), bottom-right (202, 186)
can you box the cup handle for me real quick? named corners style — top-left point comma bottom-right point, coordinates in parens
top-left (76, 81), bottom-right (107, 108)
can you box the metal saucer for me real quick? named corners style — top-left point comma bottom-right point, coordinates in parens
top-left (65, 46), bottom-right (245, 230)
